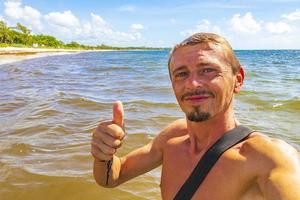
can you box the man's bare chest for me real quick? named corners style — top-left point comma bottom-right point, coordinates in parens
top-left (160, 147), bottom-right (261, 200)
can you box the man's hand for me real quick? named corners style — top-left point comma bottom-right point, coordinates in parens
top-left (91, 101), bottom-right (125, 161)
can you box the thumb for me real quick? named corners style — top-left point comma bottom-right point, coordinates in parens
top-left (113, 101), bottom-right (124, 127)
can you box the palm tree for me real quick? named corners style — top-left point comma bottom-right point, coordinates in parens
top-left (0, 20), bottom-right (12, 43)
top-left (16, 23), bottom-right (31, 35)
top-left (13, 23), bottom-right (31, 44)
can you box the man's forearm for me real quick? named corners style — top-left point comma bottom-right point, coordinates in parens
top-left (93, 155), bottom-right (122, 187)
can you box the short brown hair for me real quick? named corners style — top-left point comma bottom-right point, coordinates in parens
top-left (168, 32), bottom-right (241, 75)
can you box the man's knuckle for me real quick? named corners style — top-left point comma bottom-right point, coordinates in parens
top-left (91, 149), bottom-right (99, 158)
top-left (103, 148), bottom-right (112, 155)
top-left (113, 128), bottom-right (123, 139)
top-left (103, 146), bottom-right (115, 155)
top-left (110, 148), bottom-right (116, 154)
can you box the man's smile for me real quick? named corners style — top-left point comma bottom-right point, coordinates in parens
top-left (181, 89), bottom-right (215, 103)
top-left (184, 95), bottom-right (211, 104)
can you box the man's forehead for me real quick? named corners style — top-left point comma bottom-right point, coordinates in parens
top-left (170, 43), bottom-right (226, 66)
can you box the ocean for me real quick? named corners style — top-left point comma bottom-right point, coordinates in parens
top-left (0, 50), bottom-right (299, 200)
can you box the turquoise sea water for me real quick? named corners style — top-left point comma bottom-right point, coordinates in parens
top-left (0, 50), bottom-right (299, 199)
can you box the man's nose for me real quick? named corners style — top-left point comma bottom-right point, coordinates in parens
top-left (186, 73), bottom-right (204, 89)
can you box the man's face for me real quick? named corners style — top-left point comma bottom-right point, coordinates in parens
top-left (169, 43), bottom-right (243, 122)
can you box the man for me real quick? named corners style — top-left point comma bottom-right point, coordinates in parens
top-left (91, 33), bottom-right (300, 199)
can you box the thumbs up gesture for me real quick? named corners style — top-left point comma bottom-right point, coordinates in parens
top-left (91, 101), bottom-right (125, 161)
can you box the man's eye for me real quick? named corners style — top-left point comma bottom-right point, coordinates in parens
top-left (202, 68), bottom-right (215, 73)
top-left (175, 71), bottom-right (188, 78)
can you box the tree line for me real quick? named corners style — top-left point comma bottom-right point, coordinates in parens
top-left (0, 21), bottom-right (165, 50)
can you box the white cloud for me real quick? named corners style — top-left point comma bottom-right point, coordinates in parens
top-left (225, 12), bottom-right (300, 49)
top-left (229, 12), bottom-right (261, 33)
top-left (45, 10), bottom-right (80, 28)
top-left (90, 13), bottom-right (107, 27)
top-left (76, 13), bottom-right (142, 44)
top-left (169, 18), bottom-right (177, 24)
top-left (118, 5), bottom-right (136, 12)
top-left (4, 1), bottom-right (22, 20)
top-left (4, 0), bottom-right (42, 30)
top-left (131, 23), bottom-right (144, 30)
top-left (282, 9), bottom-right (300, 21)
top-left (265, 22), bottom-right (293, 34)
top-left (180, 19), bottom-right (221, 37)
top-left (0, 15), bottom-right (5, 22)
top-left (1, 0), bottom-right (143, 45)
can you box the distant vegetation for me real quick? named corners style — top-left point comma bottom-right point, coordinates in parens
top-left (0, 21), bottom-right (166, 50)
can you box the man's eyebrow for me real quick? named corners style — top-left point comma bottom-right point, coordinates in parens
top-left (172, 66), bottom-right (187, 74)
top-left (196, 62), bottom-right (218, 68)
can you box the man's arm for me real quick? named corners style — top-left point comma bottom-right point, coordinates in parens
top-left (91, 101), bottom-right (187, 187)
top-left (115, 118), bottom-right (187, 186)
top-left (255, 137), bottom-right (300, 199)
top-left (93, 137), bottom-right (161, 187)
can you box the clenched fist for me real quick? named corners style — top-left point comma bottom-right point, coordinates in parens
top-left (91, 101), bottom-right (125, 161)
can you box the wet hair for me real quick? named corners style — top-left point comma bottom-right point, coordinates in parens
top-left (168, 32), bottom-right (241, 76)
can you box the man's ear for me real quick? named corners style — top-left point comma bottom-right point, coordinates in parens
top-left (234, 66), bottom-right (245, 93)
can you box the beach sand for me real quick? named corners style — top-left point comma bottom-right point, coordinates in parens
top-left (0, 47), bottom-right (115, 65)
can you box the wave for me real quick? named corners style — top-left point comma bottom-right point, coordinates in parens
top-left (130, 99), bottom-right (176, 107)
top-left (11, 124), bottom-right (50, 136)
top-left (271, 99), bottom-right (300, 111)
top-left (28, 108), bottom-right (63, 120)
top-left (1, 142), bottom-right (36, 156)
top-left (0, 101), bottom-right (27, 112)
top-left (238, 95), bottom-right (300, 112)
top-left (57, 96), bottom-right (110, 110)
top-left (245, 71), bottom-right (260, 78)
top-left (0, 165), bottom-right (156, 200)
top-left (87, 65), bottom-right (133, 73)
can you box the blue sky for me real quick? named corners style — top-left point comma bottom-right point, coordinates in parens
top-left (1, 0), bottom-right (300, 49)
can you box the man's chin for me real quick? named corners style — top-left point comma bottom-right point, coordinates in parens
top-left (186, 111), bottom-right (211, 122)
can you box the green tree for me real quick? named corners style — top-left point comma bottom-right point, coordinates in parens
top-left (16, 23), bottom-right (31, 35)
top-left (66, 41), bottom-right (81, 48)
top-left (0, 20), bottom-right (12, 43)
top-left (32, 34), bottom-right (64, 47)
top-left (16, 23), bottom-right (31, 44)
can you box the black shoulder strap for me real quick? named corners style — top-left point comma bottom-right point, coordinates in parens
top-left (174, 125), bottom-right (253, 200)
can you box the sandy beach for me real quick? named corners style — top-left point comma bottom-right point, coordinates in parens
top-left (0, 47), bottom-right (87, 65)
top-left (0, 47), bottom-right (118, 65)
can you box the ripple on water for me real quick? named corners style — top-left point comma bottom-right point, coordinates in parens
top-left (10, 124), bottom-right (51, 136)
top-left (27, 108), bottom-right (63, 120)
top-left (88, 65), bottom-right (134, 73)
top-left (2, 142), bottom-right (36, 156)
top-left (271, 98), bottom-right (300, 111)
top-left (57, 96), bottom-right (110, 110)
top-left (0, 101), bottom-right (27, 112)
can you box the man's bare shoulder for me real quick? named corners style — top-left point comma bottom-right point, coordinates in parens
top-left (156, 118), bottom-right (187, 140)
top-left (240, 132), bottom-right (300, 172)
top-left (240, 133), bottom-right (300, 199)
top-left (151, 119), bottom-right (187, 150)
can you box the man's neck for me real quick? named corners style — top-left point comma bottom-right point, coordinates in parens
top-left (186, 105), bottom-right (239, 155)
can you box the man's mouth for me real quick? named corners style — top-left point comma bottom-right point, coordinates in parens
top-left (181, 90), bottom-right (215, 103)
top-left (184, 95), bottom-right (211, 103)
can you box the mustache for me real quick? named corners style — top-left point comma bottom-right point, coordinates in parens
top-left (181, 89), bottom-right (215, 101)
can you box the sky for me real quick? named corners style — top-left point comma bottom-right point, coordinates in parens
top-left (0, 0), bottom-right (300, 49)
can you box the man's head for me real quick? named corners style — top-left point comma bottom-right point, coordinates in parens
top-left (168, 33), bottom-right (244, 122)
top-left (168, 32), bottom-right (241, 76)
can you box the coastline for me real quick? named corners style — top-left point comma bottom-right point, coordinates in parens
top-left (0, 47), bottom-right (114, 66)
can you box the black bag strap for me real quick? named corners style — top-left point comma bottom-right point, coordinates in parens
top-left (174, 125), bottom-right (254, 200)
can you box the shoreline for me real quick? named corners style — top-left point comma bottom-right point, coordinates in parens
top-left (0, 47), bottom-right (115, 66)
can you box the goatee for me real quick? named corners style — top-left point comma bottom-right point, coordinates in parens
top-left (186, 106), bottom-right (211, 122)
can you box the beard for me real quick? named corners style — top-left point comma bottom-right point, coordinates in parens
top-left (186, 106), bottom-right (211, 122)
top-left (180, 89), bottom-right (214, 122)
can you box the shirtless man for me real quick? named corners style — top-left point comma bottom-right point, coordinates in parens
top-left (91, 33), bottom-right (300, 199)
